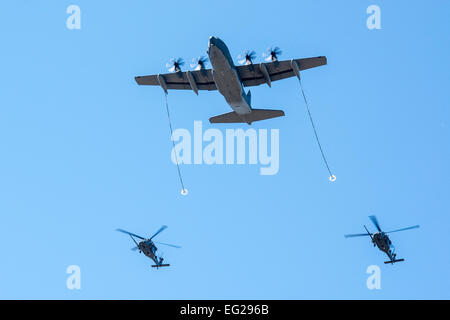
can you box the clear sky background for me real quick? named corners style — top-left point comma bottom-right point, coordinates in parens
top-left (0, 1), bottom-right (449, 299)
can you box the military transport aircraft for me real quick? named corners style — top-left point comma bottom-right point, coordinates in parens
top-left (345, 216), bottom-right (420, 264)
top-left (135, 36), bottom-right (327, 124)
top-left (117, 226), bottom-right (181, 268)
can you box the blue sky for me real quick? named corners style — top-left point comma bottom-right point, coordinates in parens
top-left (0, 1), bottom-right (449, 299)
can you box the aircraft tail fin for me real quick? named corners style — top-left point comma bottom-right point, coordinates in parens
top-left (209, 109), bottom-right (284, 124)
top-left (384, 259), bottom-right (405, 264)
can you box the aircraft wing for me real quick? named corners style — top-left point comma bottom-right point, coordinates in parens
top-left (237, 56), bottom-right (327, 87)
top-left (135, 69), bottom-right (217, 91)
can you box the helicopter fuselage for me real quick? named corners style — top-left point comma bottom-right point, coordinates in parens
top-left (371, 232), bottom-right (396, 261)
top-left (138, 240), bottom-right (160, 266)
top-left (345, 217), bottom-right (419, 264)
top-left (117, 226), bottom-right (176, 268)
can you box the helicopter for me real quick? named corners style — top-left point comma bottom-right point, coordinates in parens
top-left (116, 226), bottom-right (181, 268)
top-left (344, 216), bottom-right (419, 264)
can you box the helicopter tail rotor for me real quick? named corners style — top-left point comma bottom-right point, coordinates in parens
top-left (152, 253), bottom-right (170, 268)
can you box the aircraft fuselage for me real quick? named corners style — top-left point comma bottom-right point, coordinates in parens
top-left (207, 36), bottom-right (251, 116)
top-left (372, 232), bottom-right (396, 261)
top-left (138, 240), bottom-right (159, 265)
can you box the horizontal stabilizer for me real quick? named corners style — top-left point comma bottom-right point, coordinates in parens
top-left (151, 264), bottom-right (170, 268)
top-left (209, 109), bottom-right (284, 124)
top-left (384, 259), bottom-right (405, 264)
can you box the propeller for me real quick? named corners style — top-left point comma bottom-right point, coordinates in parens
top-left (263, 46), bottom-right (282, 62)
top-left (369, 215), bottom-right (382, 232)
top-left (386, 225), bottom-right (420, 234)
top-left (116, 229), bottom-right (145, 240)
top-left (155, 241), bottom-right (181, 249)
top-left (149, 225), bottom-right (168, 240)
top-left (190, 56), bottom-right (208, 70)
top-left (131, 246), bottom-right (139, 251)
top-left (238, 50), bottom-right (256, 65)
top-left (344, 233), bottom-right (371, 238)
top-left (166, 58), bottom-right (184, 73)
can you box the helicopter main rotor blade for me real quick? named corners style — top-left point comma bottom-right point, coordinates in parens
top-left (149, 225), bottom-right (168, 240)
top-left (129, 235), bottom-right (139, 247)
top-left (386, 225), bottom-right (420, 234)
top-left (344, 233), bottom-right (371, 238)
top-left (116, 229), bottom-right (145, 240)
top-left (369, 215), bottom-right (382, 232)
top-left (154, 241), bottom-right (181, 249)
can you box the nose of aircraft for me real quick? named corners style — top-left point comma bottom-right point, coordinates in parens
top-left (209, 36), bottom-right (223, 48)
top-left (209, 36), bottom-right (216, 47)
